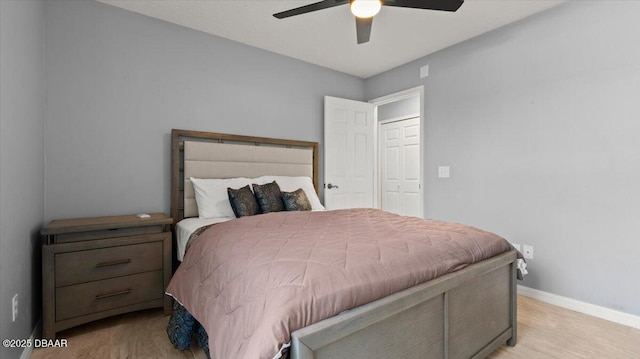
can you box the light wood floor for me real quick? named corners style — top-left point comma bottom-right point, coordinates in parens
top-left (32, 296), bottom-right (640, 359)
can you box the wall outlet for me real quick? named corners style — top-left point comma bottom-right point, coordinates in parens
top-left (12, 294), bottom-right (18, 322)
top-left (523, 245), bottom-right (534, 260)
top-left (511, 243), bottom-right (522, 252)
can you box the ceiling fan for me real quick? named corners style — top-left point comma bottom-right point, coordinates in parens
top-left (273, 0), bottom-right (464, 44)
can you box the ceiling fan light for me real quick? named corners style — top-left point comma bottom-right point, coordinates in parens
top-left (350, 0), bottom-right (382, 19)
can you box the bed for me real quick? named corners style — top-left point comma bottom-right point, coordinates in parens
top-left (167, 129), bottom-right (519, 359)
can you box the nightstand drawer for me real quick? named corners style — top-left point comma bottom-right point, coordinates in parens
top-left (55, 270), bottom-right (163, 321)
top-left (55, 241), bottom-right (163, 287)
top-left (54, 225), bottom-right (164, 244)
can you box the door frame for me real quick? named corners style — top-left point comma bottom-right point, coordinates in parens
top-left (369, 86), bottom-right (424, 217)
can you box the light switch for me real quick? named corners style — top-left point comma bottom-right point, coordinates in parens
top-left (438, 166), bottom-right (450, 178)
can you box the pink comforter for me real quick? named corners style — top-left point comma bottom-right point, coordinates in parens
top-left (166, 209), bottom-right (511, 359)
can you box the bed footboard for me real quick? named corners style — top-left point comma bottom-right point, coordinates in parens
top-left (290, 250), bottom-right (517, 359)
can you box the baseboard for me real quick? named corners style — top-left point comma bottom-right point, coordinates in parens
top-left (20, 320), bottom-right (41, 359)
top-left (517, 285), bottom-right (640, 329)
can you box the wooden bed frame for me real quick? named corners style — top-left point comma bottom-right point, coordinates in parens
top-left (170, 129), bottom-right (517, 359)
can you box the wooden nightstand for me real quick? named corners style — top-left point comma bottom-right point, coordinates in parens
top-left (41, 213), bottom-right (173, 339)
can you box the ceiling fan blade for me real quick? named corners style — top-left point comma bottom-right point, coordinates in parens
top-left (274, 0), bottom-right (349, 19)
top-left (355, 17), bottom-right (373, 44)
top-left (382, 0), bottom-right (464, 12)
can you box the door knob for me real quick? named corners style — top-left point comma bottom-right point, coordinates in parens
top-left (327, 183), bottom-right (339, 189)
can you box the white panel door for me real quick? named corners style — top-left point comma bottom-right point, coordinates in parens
top-left (379, 117), bottom-right (421, 217)
top-left (324, 96), bottom-right (375, 210)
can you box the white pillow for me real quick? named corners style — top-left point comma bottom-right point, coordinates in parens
top-left (256, 176), bottom-right (325, 211)
top-left (190, 177), bottom-right (252, 219)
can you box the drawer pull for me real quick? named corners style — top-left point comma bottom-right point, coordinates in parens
top-left (95, 289), bottom-right (131, 299)
top-left (95, 259), bottom-right (131, 268)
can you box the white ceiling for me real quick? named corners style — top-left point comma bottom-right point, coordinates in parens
top-left (98, 0), bottom-right (564, 78)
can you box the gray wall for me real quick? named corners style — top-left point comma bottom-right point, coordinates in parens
top-left (0, 1), bottom-right (46, 358)
top-left (377, 95), bottom-right (420, 122)
top-left (44, 0), bottom-right (365, 220)
top-left (365, 1), bottom-right (640, 316)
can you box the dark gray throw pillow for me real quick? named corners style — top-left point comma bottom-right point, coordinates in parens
top-left (252, 181), bottom-right (284, 213)
top-left (227, 185), bottom-right (261, 218)
top-left (281, 188), bottom-right (312, 211)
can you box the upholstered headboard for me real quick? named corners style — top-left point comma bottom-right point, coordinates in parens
top-left (171, 129), bottom-right (319, 224)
